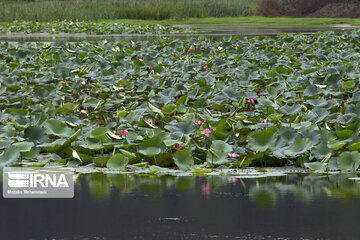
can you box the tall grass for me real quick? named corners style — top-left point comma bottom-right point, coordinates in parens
top-left (0, 0), bottom-right (280, 21)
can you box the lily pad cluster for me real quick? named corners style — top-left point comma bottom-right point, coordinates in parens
top-left (1, 28), bottom-right (360, 171)
top-left (0, 21), bottom-right (190, 35)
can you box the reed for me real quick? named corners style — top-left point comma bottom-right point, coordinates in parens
top-left (0, 0), bottom-right (282, 21)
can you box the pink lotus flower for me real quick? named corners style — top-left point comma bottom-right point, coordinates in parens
top-left (345, 43), bottom-right (349, 46)
top-left (201, 183), bottom-right (211, 198)
top-left (235, 44), bottom-right (239, 47)
top-left (341, 34), bottom-right (346, 39)
top-left (173, 144), bottom-right (182, 150)
top-left (120, 130), bottom-right (128, 135)
top-left (228, 178), bottom-right (238, 184)
top-left (148, 66), bottom-right (152, 70)
top-left (228, 152), bottom-right (239, 157)
top-left (194, 120), bottom-right (204, 126)
top-left (64, 19), bottom-right (67, 22)
top-left (247, 98), bottom-right (254, 104)
top-left (188, 46), bottom-right (193, 51)
top-left (263, 119), bottom-right (268, 123)
top-left (1, 120), bottom-right (5, 122)
top-left (59, 81), bottom-right (66, 84)
top-left (75, 19), bottom-right (79, 22)
top-left (201, 128), bottom-right (211, 137)
top-left (119, 78), bottom-right (123, 81)
top-left (203, 65), bottom-right (208, 70)
top-left (341, 28), bottom-right (345, 31)
top-left (280, 49), bottom-right (283, 52)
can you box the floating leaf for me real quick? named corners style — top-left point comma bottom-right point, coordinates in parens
top-left (161, 104), bottom-right (177, 115)
top-left (304, 162), bottom-right (326, 172)
top-left (106, 154), bottom-right (128, 170)
top-left (247, 126), bottom-right (277, 152)
top-left (43, 120), bottom-right (74, 137)
top-left (12, 141), bottom-right (34, 153)
top-left (139, 135), bottom-right (167, 156)
top-left (337, 151), bottom-right (360, 172)
top-left (93, 156), bottom-right (110, 168)
top-left (206, 140), bottom-right (232, 165)
top-left (89, 127), bottom-right (109, 140)
top-left (0, 146), bottom-right (20, 166)
top-left (284, 138), bottom-right (312, 157)
top-left (174, 150), bottom-right (194, 171)
top-left (24, 126), bottom-right (48, 143)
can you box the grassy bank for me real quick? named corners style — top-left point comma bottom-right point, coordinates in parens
top-left (102, 17), bottom-right (360, 26)
top-left (0, 0), bottom-right (262, 21)
top-left (0, 0), bottom-right (296, 22)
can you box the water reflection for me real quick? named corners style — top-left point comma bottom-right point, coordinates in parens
top-left (78, 173), bottom-right (360, 206)
top-left (1, 172), bottom-right (360, 239)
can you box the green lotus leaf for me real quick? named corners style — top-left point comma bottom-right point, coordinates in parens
top-left (38, 139), bottom-right (67, 151)
top-left (335, 129), bottom-right (353, 139)
top-left (161, 104), bottom-right (177, 115)
top-left (284, 138), bottom-right (312, 157)
top-left (56, 103), bottom-right (79, 114)
top-left (247, 126), bottom-right (277, 152)
top-left (0, 146), bottom-right (21, 166)
top-left (165, 121), bottom-right (197, 139)
top-left (12, 141), bottom-right (34, 152)
top-left (206, 140), bottom-right (232, 165)
top-left (342, 80), bottom-right (355, 90)
top-left (89, 127), bottom-right (109, 140)
top-left (311, 142), bottom-right (333, 160)
top-left (106, 154), bottom-right (128, 170)
top-left (304, 162), bottom-right (326, 172)
top-left (337, 151), bottom-right (360, 172)
top-left (24, 126), bottom-right (48, 143)
top-left (328, 140), bottom-right (347, 150)
top-left (93, 156), bottom-right (110, 168)
top-left (346, 141), bottom-right (360, 151)
top-left (26, 159), bottom-right (50, 167)
top-left (174, 150), bottom-right (194, 171)
top-left (44, 120), bottom-right (74, 138)
top-left (139, 136), bottom-right (167, 156)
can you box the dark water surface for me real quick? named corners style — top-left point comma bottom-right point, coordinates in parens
top-left (1, 173), bottom-right (360, 240)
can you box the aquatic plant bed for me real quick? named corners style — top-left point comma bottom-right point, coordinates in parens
top-left (1, 28), bottom-right (360, 172)
top-left (0, 21), bottom-right (190, 35)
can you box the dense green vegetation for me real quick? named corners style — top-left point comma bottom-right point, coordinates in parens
top-left (0, 0), bottom-right (293, 21)
top-left (1, 24), bottom-right (360, 172)
top-left (0, 21), bottom-right (190, 34)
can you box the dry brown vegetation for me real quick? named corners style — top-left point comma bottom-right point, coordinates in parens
top-left (259, 0), bottom-right (360, 18)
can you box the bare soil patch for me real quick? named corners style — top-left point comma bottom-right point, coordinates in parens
top-left (260, 0), bottom-right (360, 18)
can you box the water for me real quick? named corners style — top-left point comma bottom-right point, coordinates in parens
top-left (0, 23), bottom-right (357, 42)
top-left (1, 173), bottom-right (360, 240)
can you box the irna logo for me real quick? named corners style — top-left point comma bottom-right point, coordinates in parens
top-left (3, 167), bottom-right (74, 198)
top-left (7, 172), bottom-right (69, 188)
